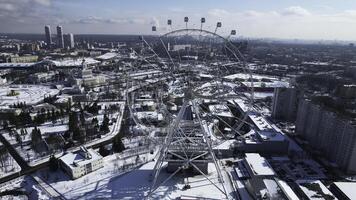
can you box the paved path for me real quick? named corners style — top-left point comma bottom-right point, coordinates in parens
top-left (31, 174), bottom-right (66, 199)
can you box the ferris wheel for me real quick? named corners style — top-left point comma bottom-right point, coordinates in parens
top-left (124, 17), bottom-right (255, 199)
top-left (126, 17), bottom-right (254, 138)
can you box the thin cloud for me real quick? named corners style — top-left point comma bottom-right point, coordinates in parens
top-left (74, 16), bottom-right (147, 25)
top-left (281, 6), bottom-right (311, 16)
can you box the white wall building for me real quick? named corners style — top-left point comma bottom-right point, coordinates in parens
top-left (59, 146), bottom-right (103, 179)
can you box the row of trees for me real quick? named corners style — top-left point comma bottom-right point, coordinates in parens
top-left (67, 110), bottom-right (111, 144)
top-left (4, 108), bottom-right (67, 130)
top-left (31, 127), bottom-right (43, 152)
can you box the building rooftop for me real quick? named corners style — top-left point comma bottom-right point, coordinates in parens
top-left (275, 178), bottom-right (299, 200)
top-left (59, 147), bottom-right (102, 169)
top-left (208, 104), bottom-right (234, 118)
top-left (296, 180), bottom-right (336, 200)
top-left (45, 57), bottom-right (100, 67)
top-left (96, 52), bottom-right (118, 60)
top-left (245, 153), bottom-right (275, 176)
top-left (257, 130), bottom-right (285, 142)
top-left (249, 113), bottom-right (273, 131)
top-left (333, 182), bottom-right (356, 199)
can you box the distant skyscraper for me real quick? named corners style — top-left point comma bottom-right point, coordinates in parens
top-left (56, 25), bottom-right (64, 49)
top-left (44, 25), bottom-right (52, 47)
top-left (64, 33), bottom-right (75, 49)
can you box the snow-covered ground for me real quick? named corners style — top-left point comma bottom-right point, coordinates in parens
top-left (3, 121), bottom-right (68, 166)
top-left (41, 149), bottom-right (228, 199)
top-left (0, 176), bottom-right (50, 200)
top-left (2, 102), bottom-right (125, 167)
top-left (0, 85), bottom-right (59, 107)
top-left (39, 151), bottom-right (156, 199)
top-left (0, 141), bottom-right (21, 179)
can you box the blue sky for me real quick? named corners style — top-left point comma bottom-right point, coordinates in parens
top-left (1, 0), bottom-right (356, 40)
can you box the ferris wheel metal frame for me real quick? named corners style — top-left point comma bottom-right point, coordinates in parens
top-left (124, 17), bottom-right (256, 199)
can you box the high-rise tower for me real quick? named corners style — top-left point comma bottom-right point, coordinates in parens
top-left (44, 25), bottom-right (52, 47)
top-left (56, 25), bottom-right (64, 49)
top-left (64, 33), bottom-right (75, 49)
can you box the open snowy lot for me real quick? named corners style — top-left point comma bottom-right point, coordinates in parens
top-left (0, 176), bottom-right (49, 200)
top-left (38, 151), bottom-right (155, 199)
top-left (0, 85), bottom-right (59, 107)
top-left (0, 141), bottom-right (21, 179)
top-left (40, 149), bottom-right (226, 199)
top-left (2, 102), bottom-right (125, 167)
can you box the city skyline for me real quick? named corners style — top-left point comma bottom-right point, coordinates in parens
top-left (1, 0), bottom-right (356, 41)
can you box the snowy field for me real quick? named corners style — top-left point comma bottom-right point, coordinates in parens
top-left (0, 85), bottom-right (59, 107)
top-left (2, 121), bottom-right (68, 166)
top-left (0, 141), bottom-right (21, 179)
top-left (2, 102), bottom-right (124, 167)
top-left (0, 176), bottom-right (49, 200)
top-left (39, 151), bottom-right (155, 199)
top-left (40, 151), bottom-right (226, 199)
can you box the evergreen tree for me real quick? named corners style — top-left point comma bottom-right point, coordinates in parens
top-left (49, 155), bottom-right (59, 171)
top-left (51, 108), bottom-right (57, 123)
top-left (92, 117), bottom-right (99, 135)
top-left (80, 110), bottom-right (85, 125)
top-left (3, 120), bottom-right (8, 130)
top-left (68, 112), bottom-right (79, 133)
top-left (100, 114), bottom-right (110, 133)
top-left (112, 133), bottom-right (125, 153)
top-left (99, 146), bottom-right (110, 157)
top-left (31, 127), bottom-right (42, 149)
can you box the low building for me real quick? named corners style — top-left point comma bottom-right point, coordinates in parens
top-left (236, 113), bottom-right (289, 154)
top-left (295, 180), bottom-right (337, 200)
top-left (10, 55), bottom-right (38, 63)
top-left (243, 153), bottom-right (276, 198)
top-left (82, 76), bottom-right (106, 87)
top-left (59, 146), bottom-right (103, 179)
top-left (330, 182), bottom-right (356, 200)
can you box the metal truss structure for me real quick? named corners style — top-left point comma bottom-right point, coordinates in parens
top-left (123, 17), bottom-right (255, 199)
top-left (148, 96), bottom-right (228, 198)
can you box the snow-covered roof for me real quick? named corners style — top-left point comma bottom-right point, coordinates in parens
top-left (134, 111), bottom-right (163, 120)
top-left (209, 104), bottom-right (234, 118)
top-left (224, 73), bottom-right (289, 88)
top-left (129, 70), bottom-right (162, 77)
top-left (245, 153), bottom-right (275, 176)
top-left (198, 73), bottom-right (214, 78)
top-left (302, 61), bottom-right (329, 66)
top-left (249, 114), bottom-right (273, 131)
top-left (60, 148), bottom-right (102, 169)
top-left (242, 81), bottom-right (289, 88)
top-left (45, 58), bottom-right (100, 67)
top-left (275, 178), bottom-right (299, 200)
top-left (296, 180), bottom-right (336, 200)
top-left (96, 52), bottom-right (118, 60)
top-left (333, 182), bottom-right (356, 199)
top-left (228, 99), bottom-right (250, 113)
top-left (257, 130), bottom-right (285, 142)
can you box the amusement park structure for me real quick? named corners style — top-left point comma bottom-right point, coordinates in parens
top-left (125, 17), bottom-right (255, 199)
